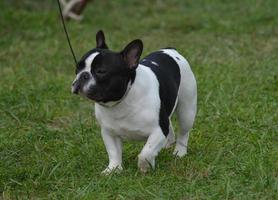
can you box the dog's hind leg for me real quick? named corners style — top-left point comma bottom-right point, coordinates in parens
top-left (165, 121), bottom-right (175, 148)
top-left (174, 94), bottom-right (196, 157)
top-left (173, 60), bottom-right (197, 157)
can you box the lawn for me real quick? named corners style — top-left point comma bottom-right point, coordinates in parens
top-left (0, 0), bottom-right (277, 199)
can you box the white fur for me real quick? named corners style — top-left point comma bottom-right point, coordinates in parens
top-left (95, 49), bottom-right (197, 173)
top-left (84, 52), bottom-right (99, 72)
top-left (151, 61), bottom-right (159, 66)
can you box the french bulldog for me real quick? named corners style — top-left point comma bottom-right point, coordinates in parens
top-left (72, 30), bottom-right (197, 174)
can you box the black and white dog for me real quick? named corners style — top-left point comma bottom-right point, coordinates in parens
top-left (72, 30), bottom-right (197, 174)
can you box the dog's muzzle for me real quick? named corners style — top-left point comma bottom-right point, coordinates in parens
top-left (72, 71), bottom-right (90, 94)
top-left (71, 81), bottom-right (80, 94)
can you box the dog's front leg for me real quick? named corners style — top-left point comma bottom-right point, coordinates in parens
top-left (138, 128), bottom-right (166, 173)
top-left (101, 128), bottom-right (122, 175)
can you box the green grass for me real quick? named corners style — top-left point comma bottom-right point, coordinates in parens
top-left (0, 0), bottom-right (277, 199)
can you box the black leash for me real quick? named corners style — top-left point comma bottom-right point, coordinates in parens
top-left (56, 0), bottom-right (78, 65)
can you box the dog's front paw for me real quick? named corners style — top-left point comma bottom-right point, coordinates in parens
top-left (101, 165), bottom-right (123, 175)
top-left (138, 155), bottom-right (154, 173)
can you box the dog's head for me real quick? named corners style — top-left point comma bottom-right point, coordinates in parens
top-left (72, 30), bottom-right (143, 103)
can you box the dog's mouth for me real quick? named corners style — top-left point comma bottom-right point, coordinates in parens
top-left (85, 93), bottom-right (104, 102)
top-left (72, 87), bottom-right (103, 102)
top-left (71, 81), bottom-right (107, 103)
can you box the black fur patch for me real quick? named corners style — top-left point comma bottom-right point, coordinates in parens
top-left (140, 51), bottom-right (181, 136)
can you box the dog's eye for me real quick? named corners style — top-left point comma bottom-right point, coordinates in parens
top-left (95, 69), bottom-right (107, 76)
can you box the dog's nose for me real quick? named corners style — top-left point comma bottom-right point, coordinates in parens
top-left (71, 81), bottom-right (80, 94)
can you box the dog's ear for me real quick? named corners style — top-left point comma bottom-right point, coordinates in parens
top-left (121, 39), bottom-right (143, 70)
top-left (96, 30), bottom-right (108, 49)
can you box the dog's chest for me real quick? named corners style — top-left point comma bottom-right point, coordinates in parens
top-left (95, 105), bottom-right (158, 140)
